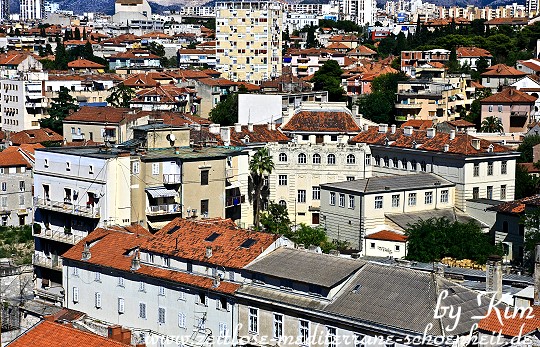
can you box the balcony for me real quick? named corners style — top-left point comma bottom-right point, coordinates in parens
top-left (35, 198), bottom-right (100, 219)
top-left (33, 254), bottom-right (62, 271)
top-left (34, 228), bottom-right (84, 245)
top-left (163, 174), bottom-right (181, 184)
top-left (297, 57), bottom-right (309, 63)
top-left (395, 102), bottom-right (423, 109)
top-left (71, 133), bottom-right (85, 140)
top-left (225, 195), bottom-right (245, 208)
top-left (146, 203), bottom-right (181, 216)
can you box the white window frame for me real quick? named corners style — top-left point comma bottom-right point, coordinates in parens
top-left (441, 190), bottom-right (449, 203)
top-left (158, 307), bottom-right (166, 324)
top-left (299, 319), bottom-right (310, 346)
top-left (72, 287), bottom-right (79, 303)
top-left (118, 297), bottom-right (125, 314)
top-left (425, 191), bottom-right (433, 205)
top-left (392, 194), bottom-right (400, 208)
top-left (326, 326), bottom-right (337, 347)
top-left (95, 292), bottom-right (102, 308)
top-left (348, 195), bottom-right (355, 209)
top-left (374, 196), bottom-right (383, 209)
top-left (273, 313), bottom-right (283, 340)
top-left (338, 193), bottom-right (345, 208)
top-left (248, 307), bottom-right (259, 334)
top-left (408, 193), bottom-right (417, 206)
top-left (178, 312), bottom-right (186, 328)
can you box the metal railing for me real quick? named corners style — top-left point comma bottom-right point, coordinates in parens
top-left (33, 254), bottom-right (62, 271)
top-left (163, 174), bottom-right (181, 184)
top-left (35, 198), bottom-right (100, 218)
top-left (147, 203), bottom-right (181, 216)
top-left (34, 228), bottom-right (84, 245)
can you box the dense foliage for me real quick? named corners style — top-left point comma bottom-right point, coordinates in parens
top-left (40, 86), bottom-right (78, 134)
top-left (311, 60), bottom-right (345, 102)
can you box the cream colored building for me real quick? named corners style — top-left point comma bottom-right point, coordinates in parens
top-left (215, 0), bottom-right (282, 84)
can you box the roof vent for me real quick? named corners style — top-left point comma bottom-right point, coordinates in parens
top-left (426, 127), bottom-right (436, 139)
top-left (329, 249), bottom-right (340, 256)
top-left (205, 246), bottom-right (212, 258)
top-left (444, 144), bottom-right (450, 152)
top-left (487, 144), bottom-right (494, 153)
top-left (248, 123), bottom-right (254, 132)
top-left (449, 130), bottom-right (455, 140)
top-left (403, 126), bottom-right (413, 136)
top-left (472, 139), bottom-right (481, 150)
top-left (81, 243), bottom-right (91, 261)
top-left (363, 124), bottom-right (369, 132)
top-left (378, 124), bottom-right (388, 133)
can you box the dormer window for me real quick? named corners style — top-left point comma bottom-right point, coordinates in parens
top-left (44, 158), bottom-right (49, 168)
top-left (66, 162), bottom-right (71, 171)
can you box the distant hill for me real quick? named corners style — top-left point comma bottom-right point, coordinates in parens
top-left (375, 0), bottom-right (525, 8)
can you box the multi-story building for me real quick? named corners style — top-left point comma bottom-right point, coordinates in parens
top-left (215, 0), bottom-right (282, 84)
top-left (400, 49), bottom-right (451, 77)
top-left (527, 0), bottom-right (539, 16)
top-left (107, 50), bottom-right (162, 74)
top-left (20, 0), bottom-right (44, 21)
top-left (190, 78), bottom-right (238, 118)
top-left (350, 125), bottom-right (520, 212)
top-left (481, 63), bottom-right (527, 93)
top-left (480, 88), bottom-right (537, 133)
top-left (341, 0), bottom-right (376, 25)
top-left (288, 48), bottom-right (345, 78)
top-left (0, 0), bottom-right (8, 21)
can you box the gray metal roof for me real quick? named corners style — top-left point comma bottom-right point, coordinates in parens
top-left (386, 208), bottom-right (485, 229)
top-left (320, 173), bottom-right (454, 195)
top-left (245, 247), bottom-right (364, 288)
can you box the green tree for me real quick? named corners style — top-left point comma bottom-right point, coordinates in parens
top-left (481, 116), bottom-right (504, 133)
top-left (54, 38), bottom-right (68, 70)
top-left (446, 48), bottom-right (461, 73)
top-left (41, 86), bottom-right (78, 134)
top-left (305, 24), bottom-right (318, 48)
top-left (82, 27), bottom-right (87, 40)
top-left (260, 202), bottom-right (291, 235)
top-left (515, 164), bottom-right (540, 199)
top-left (249, 148), bottom-right (275, 228)
top-left (209, 93), bottom-right (238, 125)
top-left (517, 135), bottom-right (540, 162)
top-left (523, 208), bottom-right (540, 271)
top-left (106, 83), bottom-right (136, 108)
top-left (311, 60), bottom-right (344, 102)
top-left (74, 27), bottom-right (81, 40)
top-left (81, 40), bottom-right (94, 60)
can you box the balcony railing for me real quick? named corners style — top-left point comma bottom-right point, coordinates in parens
top-left (395, 102), bottom-right (423, 109)
top-left (225, 195), bottom-right (245, 208)
top-left (146, 203), bottom-right (181, 216)
top-left (34, 228), bottom-right (84, 245)
top-left (71, 133), bottom-right (85, 140)
top-left (163, 174), bottom-right (181, 184)
top-left (33, 254), bottom-right (62, 271)
top-left (36, 198), bottom-right (100, 219)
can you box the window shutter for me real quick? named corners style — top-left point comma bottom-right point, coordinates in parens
top-left (118, 298), bottom-right (125, 313)
top-left (73, 287), bottom-right (79, 303)
top-left (95, 292), bottom-right (102, 308)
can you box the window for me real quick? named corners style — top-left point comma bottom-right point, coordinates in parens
top-left (347, 176), bottom-right (355, 181)
top-left (501, 185), bottom-right (507, 199)
top-left (201, 170), bottom-right (209, 185)
top-left (278, 175), bottom-right (287, 185)
top-left (198, 292), bottom-right (207, 306)
top-left (72, 287), bottom-right (79, 303)
top-left (370, 242), bottom-right (375, 249)
top-left (420, 161), bottom-right (427, 172)
top-left (365, 154), bottom-right (371, 165)
top-left (279, 200), bottom-right (287, 207)
top-left (118, 297), bottom-right (125, 314)
top-left (219, 322), bottom-right (228, 337)
top-left (374, 196), bottom-right (383, 209)
top-left (392, 194), bottom-right (400, 207)
top-left (330, 192), bottom-right (336, 206)
top-left (273, 314), bottom-right (283, 340)
top-left (66, 162), bottom-right (71, 171)
top-left (487, 186), bottom-right (493, 199)
top-left (95, 272), bottom-right (101, 282)
top-left (383, 156), bottom-right (389, 167)
top-left (72, 267), bottom-right (79, 277)
top-left (279, 153), bottom-right (287, 162)
top-left (393, 157), bottom-right (399, 168)
top-left (139, 282), bottom-right (146, 292)
top-left (297, 190), bottom-right (306, 203)
top-left (489, 105), bottom-right (493, 112)
top-left (473, 187), bottom-right (479, 199)
top-left (501, 161), bottom-right (507, 174)
top-left (299, 320), bottom-right (310, 346)
top-left (348, 195), bottom-right (355, 209)
top-left (355, 334), bottom-right (366, 347)
top-left (326, 326), bottom-right (336, 347)
top-left (327, 154), bottom-right (336, 165)
top-left (89, 165), bottom-right (94, 174)
top-left (346, 154), bottom-right (356, 164)
top-left (177, 312), bottom-right (186, 328)
top-left (411, 160), bottom-right (417, 171)
top-left (441, 190), bottom-right (449, 203)
top-left (402, 158), bottom-right (407, 169)
top-left (374, 155), bottom-right (380, 166)
top-left (19, 181), bottom-right (24, 192)
top-left (132, 162), bottom-right (140, 174)
top-left (473, 163), bottom-right (479, 177)
top-left (248, 308), bottom-right (258, 334)
top-left (487, 162), bottom-right (493, 176)
top-left (298, 153), bottom-right (307, 164)
top-left (201, 199), bottom-right (209, 216)
top-left (498, 105), bottom-right (503, 112)
top-left (408, 193), bottom-right (417, 206)
top-left (312, 186), bottom-right (320, 200)
top-left (395, 245), bottom-right (401, 251)
top-left (118, 277), bottom-right (124, 287)
top-left (95, 292), bottom-right (102, 308)
top-left (139, 302), bottom-right (146, 319)
top-left (338, 194), bottom-right (345, 207)
top-left (19, 194), bottom-right (24, 206)
top-left (313, 153), bottom-right (321, 164)
top-left (158, 286), bottom-right (165, 296)
top-left (44, 158), bottom-right (49, 168)
top-left (1, 182), bottom-right (6, 191)
top-left (425, 191), bottom-right (433, 205)
top-left (158, 307), bottom-right (166, 324)
top-left (152, 163), bottom-right (159, 175)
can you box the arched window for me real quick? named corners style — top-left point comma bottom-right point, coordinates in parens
top-left (278, 200), bottom-right (287, 207)
top-left (279, 153), bottom-right (287, 162)
top-left (298, 153), bottom-right (307, 164)
top-left (313, 153), bottom-right (321, 164)
top-left (346, 154), bottom-right (355, 164)
top-left (393, 157), bottom-right (398, 168)
top-left (420, 161), bottom-right (427, 172)
top-left (402, 158), bottom-right (407, 170)
top-left (374, 155), bottom-right (380, 166)
top-left (327, 154), bottom-right (336, 165)
top-left (411, 160), bottom-right (417, 171)
top-left (383, 156), bottom-right (389, 167)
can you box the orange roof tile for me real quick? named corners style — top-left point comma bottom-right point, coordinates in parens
top-left (0, 145), bottom-right (36, 168)
top-left (478, 305), bottom-right (540, 336)
top-left (10, 128), bottom-right (63, 145)
top-left (400, 119), bottom-right (433, 130)
top-left (366, 230), bottom-right (407, 242)
top-left (67, 58), bottom-right (105, 69)
top-left (447, 119), bottom-right (475, 127)
top-left (229, 125), bottom-right (290, 146)
top-left (282, 110), bottom-right (361, 133)
top-left (480, 88), bottom-right (537, 104)
top-left (490, 194), bottom-right (540, 214)
top-left (481, 64), bottom-right (527, 77)
top-left (456, 47), bottom-right (492, 58)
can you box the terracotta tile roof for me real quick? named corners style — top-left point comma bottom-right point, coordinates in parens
top-left (0, 51), bottom-right (37, 66)
top-left (518, 60), bottom-right (540, 72)
top-left (485, 17), bottom-right (529, 25)
top-left (229, 125), bottom-right (290, 146)
top-left (197, 41), bottom-right (216, 48)
top-left (236, 82), bottom-right (260, 92)
top-left (8, 320), bottom-right (131, 347)
top-left (447, 119), bottom-right (476, 127)
top-left (131, 84), bottom-right (195, 104)
top-left (480, 88), bottom-right (537, 104)
top-left (62, 224), bottom-right (240, 294)
top-left (399, 119), bottom-right (433, 130)
top-left (142, 218), bottom-right (279, 269)
top-left (425, 61), bottom-right (446, 68)
top-left (471, 81), bottom-right (487, 89)
top-left (329, 34), bottom-right (358, 42)
top-left (64, 106), bottom-right (145, 124)
top-left (481, 63), bottom-right (527, 77)
top-left (327, 42), bottom-right (349, 50)
top-left (197, 77), bottom-right (237, 87)
top-left (348, 45), bottom-right (377, 56)
top-left (281, 110), bottom-right (361, 133)
top-left (519, 162), bottom-right (540, 174)
top-left (140, 31), bottom-right (173, 39)
top-left (490, 194), bottom-right (540, 214)
top-left (456, 47), bottom-right (492, 58)
top-left (350, 126), bottom-right (515, 156)
top-left (365, 230), bottom-right (407, 242)
top-left (0, 146), bottom-right (36, 168)
top-left (109, 50), bottom-right (160, 60)
top-left (288, 48), bottom-right (337, 56)
top-left (178, 48), bottom-right (215, 55)
top-left (122, 72), bottom-right (177, 88)
top-left (67, 58), bottom-right (105, 69)
top-left (64, 40), bottom-right (95, 46)
top-left (10, 128), bottom-right (63, 145)
top-left (478, 305), bottom-right (540, 336)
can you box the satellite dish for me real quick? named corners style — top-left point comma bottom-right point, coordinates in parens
top-left (169, 134), bottom-right (176, 142)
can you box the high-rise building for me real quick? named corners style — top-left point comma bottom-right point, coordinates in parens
top-left (0, 0), bottom-right (9, 21)
top-left (527, 0), bottom-right (539, 17)
top-left (20, 0), bottom-right (44, 21)
top-left (216, 0), bottom-right (282, 84)
top-left (341, 0), bottom-right (377, 26)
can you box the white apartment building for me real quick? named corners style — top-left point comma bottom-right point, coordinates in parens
top-left (215, 0), bottom-right (282, 84)
top-left (0, 71), bottom-right (48, 132)
top-left (341, 0), bottom-right (376, 26)
top-left (283, 13), bottom-right (319, 33)
top-left (20, 0), bottom-right (44, 21)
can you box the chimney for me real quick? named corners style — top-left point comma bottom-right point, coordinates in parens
top-left (378, 124), bottom-right (388, 133)
top-left (363, 124), bottom-right (369, 132)
top-left (267, 122), bottom-right (272, 130)
top-left (206, 246), bottom-right (212, 258)
top-left (234, 123), bottom-right (242, 132)
top-left (472, 138), bottom-right (481, 150)
top-left (534, 244), bottom-right (540, 305)
top-left (271, 122), bottom-right (276, 130)
top-left (390, 124), bottom-right (396, 134)
top-left (209, 124), bottom-right (220, 134)
top-left (486, 255), bottom-right (503, 300)
top-left (220, 127), bottom-right (231, 146)
top-left (81, 243), bottom-right (91, 261)
top-left (444, 144), bottom-right (450, 152)
top-left (403, 126), bottom-right (413, 136)
top-left (426, 127), bottom-right (436, 139)
top-left (352, 105), bottom-right (359, 117)
top-left (130, 250), bottom-right (140, 271)
top-left (449, 130), bottom-right (456, 140)
top-left (248, 123), bottom-right (254, 132)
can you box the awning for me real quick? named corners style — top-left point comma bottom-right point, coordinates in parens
top-left (147, 221), bottom-right (170, 230)
top-left (146, 187), bottom-right (178, 198)
top-left (226, 181), bottom-right (241, 189)
top-left (455, 93), bottom-right (465, 100)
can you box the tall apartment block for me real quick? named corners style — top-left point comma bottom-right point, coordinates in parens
top-left (20, 0), bottom-right (44, 21)
top-left (341, 0), bottom-right (376, 26)
top-left (0, 0), bottom-right (9, 21)
top-left (216, 0), bottom-right (282, 84)
top-left (527, 0), bottom-right (539, 16)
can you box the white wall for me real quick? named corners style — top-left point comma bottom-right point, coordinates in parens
top-left (238, 94), bottom-right (283, 125)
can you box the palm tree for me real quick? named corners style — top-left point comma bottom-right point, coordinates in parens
top-left (481, 116), bottom-right (504, 133)
top-left (106, 83), bottom-right (136, 108)
top-left (249, 147), bottom-right (274, 228)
